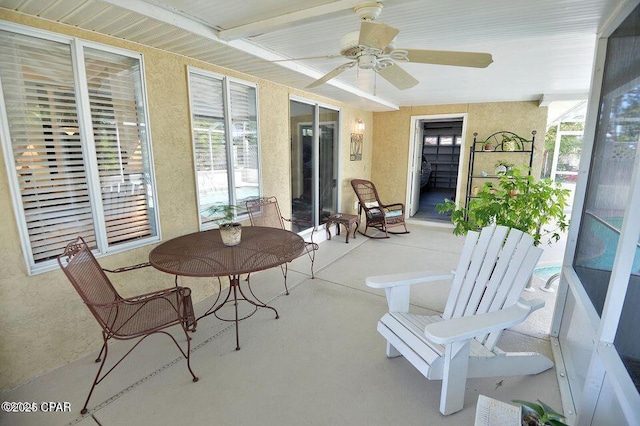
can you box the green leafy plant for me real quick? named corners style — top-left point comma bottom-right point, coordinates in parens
top-left (501, 133), bottom-right (526, 151)
top-left (205, 204), bottom-right (243, 228)
top-left (436, 167), bottom-right (570, 246)
top-left (512, 399), bottom-right (568, 426)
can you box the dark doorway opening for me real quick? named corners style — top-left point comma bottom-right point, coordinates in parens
top-left (414, 119), bottom-right (462, 222)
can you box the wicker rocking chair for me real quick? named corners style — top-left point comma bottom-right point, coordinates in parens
top-left (57, 237), bottom-right (198, 415)
top-left (351, 179), bottom-right (409, 238)
top-left (246, 196), bottom-right (319, 294)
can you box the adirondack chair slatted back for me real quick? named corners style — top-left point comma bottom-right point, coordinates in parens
top-left (443, 226), bottom-right (542, 350)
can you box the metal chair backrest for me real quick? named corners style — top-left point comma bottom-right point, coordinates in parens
top-left (57, 236), bottom-right (121, 330)
top-left (246, 196), bottom-right (286, 229)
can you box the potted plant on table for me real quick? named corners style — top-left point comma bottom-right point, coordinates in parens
top-left (512, 399), bottom-right (568, 426)
top-left (206, 204), bottom-right (244, 247)
top-left (436, 167), bottom-right (570, 246)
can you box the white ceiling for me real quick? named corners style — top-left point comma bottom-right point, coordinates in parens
top-left (0, 0), bottom-right (624, 111)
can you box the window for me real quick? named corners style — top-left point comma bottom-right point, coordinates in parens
top-left (187, 67), bottom-right (260, 228)
top-left (0, 24), bottom-right (159, 274)
top-left (571, 3), bottom-right (640, 391)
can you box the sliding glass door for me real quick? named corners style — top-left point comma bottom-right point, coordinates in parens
top-left (289, 99), bottom-right (338, 232)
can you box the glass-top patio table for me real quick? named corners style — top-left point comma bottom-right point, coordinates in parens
top-left (149, 226), bottom-right (306, 350)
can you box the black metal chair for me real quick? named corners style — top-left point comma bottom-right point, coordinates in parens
top-left (57, 236), bottom-right (198, 415)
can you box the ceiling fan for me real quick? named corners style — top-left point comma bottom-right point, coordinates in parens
top-left (305, 2), bottom-right (493, 90)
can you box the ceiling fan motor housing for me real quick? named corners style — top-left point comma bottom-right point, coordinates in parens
top-left (354, 2), bottom-right (384, 21)
top-left (339, 30), bottom-right (363, 58)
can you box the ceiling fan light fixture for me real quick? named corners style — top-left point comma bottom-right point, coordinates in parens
top-left (358, 54), bottom-right (377, 69)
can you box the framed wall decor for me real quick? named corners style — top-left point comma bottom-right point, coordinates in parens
top-left (350, 133), bottom-right (363, 161)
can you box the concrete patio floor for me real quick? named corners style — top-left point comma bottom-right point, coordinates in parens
top-left (0, 222), bottom-right (565, 426)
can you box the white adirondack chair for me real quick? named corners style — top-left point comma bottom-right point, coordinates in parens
top-left (366, 225), bottom-right (554, 415)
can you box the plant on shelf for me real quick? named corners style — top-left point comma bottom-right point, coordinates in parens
top-left (205, 204), bottom-right (244, 246)
top-left (436, 167), bottom-right (570, 246)
top-left (512, 399), bottom-right (568, 426)
top-left (494, 160), bottom-right (515, 175)
top-left (501, 133), bottom-right (526, 151)
top-left (482, 140), bottom-right (494, 151)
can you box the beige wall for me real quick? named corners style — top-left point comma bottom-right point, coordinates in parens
top-left (371, 102), bottom-right (548, 207)
top-left (0, 11), bottom-right (371, 390)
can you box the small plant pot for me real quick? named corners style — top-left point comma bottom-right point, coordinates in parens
top-left (504, 140), bottom-right (517, 151)
top-left (220, 223), bottom-right (242, 246)
top-left (521, 405), bottom-right (544, 425)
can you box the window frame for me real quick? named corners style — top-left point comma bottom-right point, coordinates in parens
top-left (187, 66), bottom-right (261, 230)
top-left (0, 22), bottom-right (161, 275)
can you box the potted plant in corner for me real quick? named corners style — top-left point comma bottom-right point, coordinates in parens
top-left (436, 167), bottom-right (570, 246)
top-left (206, 203), bottom-right (243, 247)
top-left (512, 399), bottom-right (568, 426)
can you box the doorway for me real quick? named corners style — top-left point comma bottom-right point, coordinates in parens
top-left (289, 99), bottom-right (339, 232)
top-left (407, 115), bottom-right (466, 223)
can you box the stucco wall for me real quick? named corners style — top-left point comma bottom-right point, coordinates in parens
top-left (371, 102), bottom-right (548, 207)
top-left (0, 11), bottom-right (372, 390)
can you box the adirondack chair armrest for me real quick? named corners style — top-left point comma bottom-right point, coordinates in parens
top-left (367, 271), bottom-right (454, 313)
top-left (518, 297), bottom-right (546, 312)
top-left (366, 271), bottom-right (454, 289)
top-left (424, 299), bottom-right (545, 345)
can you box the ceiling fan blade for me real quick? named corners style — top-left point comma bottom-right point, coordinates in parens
top-left (306, 62), bottom-right (355, 88)
top-left (359, 21), bottom-right (399, 50)
top-left (401, 49), bottom-right (493, 68)
top-left (376, 63), bottom-right (419, 90)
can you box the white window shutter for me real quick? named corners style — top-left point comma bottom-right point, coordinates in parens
top-left (83, 47), bottom-right (157, 247)
top-left (0, 28), bottom-right (159, 272)
top-left (188, 69), bottom-right (260, 229)
top-left (189, 72), bottom-right (229, 226)
top-left (0, 30), bottom-right (97, 263)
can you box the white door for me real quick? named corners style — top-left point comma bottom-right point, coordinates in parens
top-left (409, 120), bottom-right (423, 216)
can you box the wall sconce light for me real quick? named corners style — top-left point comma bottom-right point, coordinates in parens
top-left (355, 119), bottom-right (365, 133)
